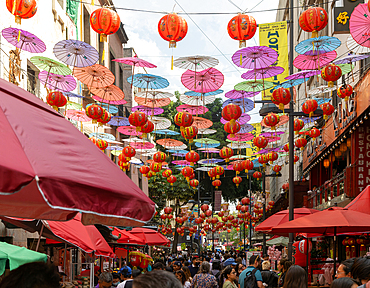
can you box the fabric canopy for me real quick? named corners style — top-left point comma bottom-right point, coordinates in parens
top-left (266, 236), bottom-right (289, 247)
top-left (112, 227), bottom-right (145, 245)
top-left (0, 78), bottom-right (155, 226)
top-left (129, 228), bottom-right (170, 246)
top-left (345, 186), bottom-right (370, 214)
top-left (0, 242), bottom-right (47, 275)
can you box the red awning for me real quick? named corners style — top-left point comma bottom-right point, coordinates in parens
top-left (345, 185), bottom-right (370, 214)
top-left (0, 79), bottom-right (155, 226)
top-left (112, 227), bottom-right (145, 245)
top-left (129, 228), bottom-right (170, 246)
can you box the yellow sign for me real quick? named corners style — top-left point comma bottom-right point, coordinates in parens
top-left (245, 123), bottom-right (262, 158)
top-left (259, 21), bottom-right (289, 100)
top-left (337, 12), bottom-right (349, 25)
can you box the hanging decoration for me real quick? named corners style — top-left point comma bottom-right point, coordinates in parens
top-left (273, 165), bottom-right (282, 174)
top-left (295, 138), bottom-right (308, 150)
top-left (185, 151), bottom-right (200, 166)
top-left (162, 169), bottom-right (172, 178)
top-left (224, 121), bottom-right (241, 138)
top-left (212, 179), bottom-right (221, 189)
top-left (219, 147), bottom-right (234, 162)
top-left (140, 120), bottom-right (154, 138)
top-left (122, 146), bottom-right (136, 161)
top-left (283, 144), bottom-right (289, 152)
top-left (189, 179), bottom-right (199, 190)
top-left (233, 176), bottom-right (242, 187)
top-left (272, 87), bottom-right (290, 111)
top-left (86, 104), bottom-right (104, 124)
top-left (321, 64), bottom-right (342, 87)
top-left (309, 128), bottom-right (320, 141)
top-left (174, 112), bottom-right (194, 132)
top-left (321, 102), bottom-right (335, 120)
top-left (6, 0), bottom-right (37, 24)
top-left (167, 175), bottom-right (177, 186)
top-left (181, 166), bottom-right (194, 181)
top-left (253, 136), bottom-right (268, 150)
top-left (302, 99), bottom-right (318, 117)
top-left (337, 84), bottom-right (353, 101)
top-left (294, 119), bottom-right (305, 134)
top-left (222, 104), bottom-right (242, 125)
top-left (158, 13), bottom-right (188, 48)
top-left (90, 8), bottom-right (120, 42)
top-left (298, 7), bottom-right (328, 38)
top-left (46, 92), bottom-right (67, 111)
top-left (129, 111), bottom-right (148, 132)
top-left (263, 113), bottom-right (280, 130)
top-left (139, 165), bottom-right (150, 177)
top-left (227, 13), bottom-right (257, 48)
top-left (181, 126), bottom-right (198, 143)
top-left (153, 151), bottom-right (166, 163)
top-left (253, 171), bottom-right (262, 180)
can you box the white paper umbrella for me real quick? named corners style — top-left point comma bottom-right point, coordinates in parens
top-left (135, 91), bottom-right (173, 100)
top-left (174, 55), bottom-right (219, 70)
top-left (308, 85), bottom-right (337, 96)
top-left (346, 35), bottom-right (370, 54)
top-left (150, 116), bottom-right (171, 130)
top-left (198, 128), bottom-right (217, 135)
top-left (163, 144), bottom-right (188, 150)
top-left (180, 94), bottom-right (216, 106)
top-left (227, 142), bottom-right (251, 149)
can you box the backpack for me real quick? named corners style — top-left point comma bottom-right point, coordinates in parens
top-left (244, 268), bottom-right (259, 288)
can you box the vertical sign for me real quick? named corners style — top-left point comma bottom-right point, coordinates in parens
top-left (214, 191), bottom-right (222, 212)
top-left (246, 123), bottom-right (262, 158)
top-left (259, 21), bottom-right (289, 100)
top-left (355, 122), bottom-right (370, 194)
top-left (334, 0), bottom-right (363, 33)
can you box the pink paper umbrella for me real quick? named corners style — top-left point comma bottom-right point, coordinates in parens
top-left (130, 142), bottom-right (154, 150)
top-left (260, 131), bottom-right (285, 137)
top-left (225, 90), bottom-right (259, 99)
top-left (293, 51), bottom-right (337, 70)
top-left (2, 27), bottom-right (46, 53)
top-left (131, 105), bottom-right (164, 115)
top-left (241, 66), bottom-right (284, 80)
top-left (227, 133), bottom-right (254, 141)
top-left (181, 68), bottom-right (224, 93)
top-left (92, 96), bottom-right (127, 105)
top-left (38, 71), bottom-right (76, 92)
top-left (176, 104), bottom-right (209, 115)
top-left (221, 113), bottom-right (250, 124)
top-left (232, 46), bottom-right (278, 69)
top-left (350, 4), bottom-right (370, 48)
top-left (117, 126), bottom-right (143, 136)
top-left (285, 70), bottom-right (321, 80)
top-left (90, 85), bottom-right (125, 104)
top-left (172, 160), bottom-right (192, 166)
top-left (66, 109), bottom-right (91, 122)
top-left (266, 136), bottom-right (281, 142)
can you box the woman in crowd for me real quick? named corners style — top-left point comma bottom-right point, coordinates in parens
top-left (182, 266), bottom-right (193, 286)
top-left (261, 260), bottom-right (278, 288)
top-left (235, 263), bottom-right (245, 283)
top-left (211, 260), bottom-right (222, 280)
top-left (283, 265), bottom-right (307, 288)
top-left (190, 262), bottom-right (218, 288)
top-left (278, 258), bottom-right (292, 287)
top-left (331, 278), bottom-right (358, 288)
top-left (351, 256), bottom-right (370, 285)
top-left (175, 270), bottom-right (188, 288)
top-left (219, 266), bottom-right (238, 288)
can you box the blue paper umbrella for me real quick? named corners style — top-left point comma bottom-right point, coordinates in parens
top-left (222, 98), bottom-right (254, 113)
top-left (239, 123), bottom-right (255, 133)
top-left (167, 149), bottom-right (189, 153)
top-left (153, 129), bottom-right (180, 136)
top-left (299, 116), bottom-right (320, 124)
top-left (198, 159), bottom-right (224, 165)
top-left (127, 73), bottom-right (169, 90)
top-left (172, 152), bottom-right (187, 157)
top-left (106, 145), bottom-right (123, 151)
top-left (108, 116), bottom-right (130, 126)
top-left (273, 78), bottom-right (306, 90)
top-left (252, 159), bottom-right (262, 168)
top-left (62, 91), bottom-right (84, 98)
top-left (313, 98), bottom-right (331, 106)
top-left (195, 142), bottom-right (220, 148)
top-left (184, 89), bottom-right (223, 97)
top-left (295, 36), bottom-right (341, 55)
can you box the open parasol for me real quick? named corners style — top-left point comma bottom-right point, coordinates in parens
top-left (260, 131), bottom-right (285, 137)
top-left (38, 71), bottom-right (76, 92)
top-left (152, 129), bottom-right (180, 136)
top-left (180, 94), bottom-right (216, 106)
top-left (128, 74), bottom-right (169, 102)
top-left (221, 113), bottom-right (250, 124)
top-left (174, 55), bottom-right (219, 70)
top-left (346, 35), bottom-right (370, 54)
top-left (130, 142), bottom-right (155, 150)
top-left (349, 4), bottom-right (370, 48)
top-left (135, 91), bottom-right (172, 110)
top-left (135, 96), bottom-right (171, 108)
top-left (108, 116), bottom-right (130, 126)
top-left (30, 56), bottom-right (71, 76)
top-left (285, 70), bottom-right (321, 97)
top-left (181, 68), bottom-right (224, 94)
top-left (232, 46), bottom-right (278, 69)
top-left (225, 90), bottom-right (259, 99)
top-left (172, 152), bottom-right (187, 157)
top-left (198, 128), bottom-right (217, 135)
top-left (65, 110), bottom-right (91, 122)
top-left (106, 145), bottom-right (123, 151)
top-left (184, 89), bottom-right (223, 97)
top-left (131, 105), bottom-right (164, 116)
top-left (73, 64), bottom-right (115, 89)
top-left (293, 51), bottom-right (337, 70)
top-left (164, 144), bottom-right (188, 150)
top-left (89, 133), bottom-right (115, 141)
top-left (195, 142), bottom-right (220, 149)
top-left (227, 142), bottom-right (250, 149)
top-left (273, 78), bottom-right (306, 89)
top-left (86, 103), bottom-right (118, 114)
top-left (222, 98), bottom-right (255, 113)
top-left (93, 96), bottom-right (127, 105)
top-left (234, 80), bottom-right (273, 102)
top-left (90, 85), bottom-right (125, 104)
top-left (192, 117), bottom-right (213, 129)
top-left (172, 160), bottom-right (193, 166)
top-left (241, 66), bottom-right (284, 80)
top-left (117, 126), bottom-right (143, 136)
top-left (62, 92), bottom-right (84, 99)
top-left (295, 36), bottom-right (341, 55)
top-left (239, 123), bottom-right (255, 133)
top-left (198, 158), bottom-right (223, 165)
top-left (150, 116), bottom-right (172, 130)
top-left (2, 27), bottom-right (46, 53)
top-left (176, 104), bottom-right (209, 115)
top-left (227, 133), bottom-right (254, 142)
top-left (53, 39), bottom-right (99, 68)
top-left (308, 85), bottom-right (337, 96)
top-left (334, 54), bottom-right (369, 81)
top-left (67, 101), bottom-right (82, 110)
top-left (156, 138), bottom-right (184, 147)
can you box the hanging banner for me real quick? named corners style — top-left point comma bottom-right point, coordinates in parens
top-left (245, 123), bottom-right (262, 158)
top-left (259, 21), bottom-right (289, 100)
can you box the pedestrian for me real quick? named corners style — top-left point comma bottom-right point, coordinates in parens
top-left (351, 256), bottom-right (370, 285)
top-left (277, 258), bottom-right (292, 287)
top-left (182, 266), bottom-right (193, 284)
top-left (219, 266), bottom-right (238, 288)
top-left (188, 256), bottom-right (201, 278)
top-left (261, 260), bottom-right (278, 288)
top-left (238, 255), bottom-right (263, 288)
top-left (211, 260), bottom-right (222, 280)
top-left (118, 269), bottom-right (141, 288)
top-left (236, 263), bottom-right (246, 281)
top-left (112, 269), bottom-right (121, 287)
top-left (174, 261), bottom-right (183, 272)
top-left (96, 272), bottom-right (113, 288)
top-left (336, 258), bottom-right (355, 279)
top-left (175, 270), bottom-right (189, 288)
top-left (190, 262), bottom-right (219, 288)
top-left (133, 270), bottom-right (182, 288)
top-left (331, 277), bottom-right (358, 288)
top-left (152, 262), bottom-right (165, 271)
top-left (119, 266), bottom-right (132, 284)
top-left (282, 265), bottom-right (307, 288)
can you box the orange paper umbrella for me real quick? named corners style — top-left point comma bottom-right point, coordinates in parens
top-left (73, 64), bottom-right (115, 89)
top-left (135, 96), bottom-right (170, 108)
top-left (90, 84), bottom-right (125, 104)
top-left (156, 138), bottom-right (184, 148)
top-left (192, 117), bottom-right (213, 129)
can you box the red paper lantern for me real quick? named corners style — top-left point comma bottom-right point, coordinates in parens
top-left (158, 13), bottom-right (188, 48)
top-left (233, 162), bottom-right (243, 175)
top-left (258, 155), bottom-right (269, 167)
top-left (189, 179), bottom-right (199, 190)
top-left (295, 138), bottom-right (308, 150)
top-left (309, 127), bottom-right (320, 140)
top-left (188, 173), bottom-right (195, 181)
top-left (337, 84), bottom-right (353, 101)
top-left (294, 155), bottom-right (299, 163)
top-left (181, 166), bottom-right (194, 181)
top-left (208, 168), bottom-right (217, 180)
top-left (153, 151), bottom-right (166, 163)
top-left (212, 179), bottom-right (221, 189)
top-left (150, 162), bottom-right (162, 173)
top-left (321, 64), bottom-right (342, 87)
top-left (241, 197), bottom-right (250, 205)
top-left (272, 87), bottom-right (291, 111)
top-left (242, 159), bottom-right (254, 173)
top-left (302, 99), bottom-right (318, 117)
top-left (219, 147), bottom-right (234, 162)
top-left (214, 166), bottom-right (224, 178)
top-left (96, 139), bottom-right (108, 151)
top-left (282, 183), bottom-right (289, 191)
top-left (167, 175), bottom-right (177, 186)
top-left (299, 7), bottom-right (328, 38)
top-left (6, 0), bottom-right (37, 24)
top-left (86, 104), bottom-right (104, 123)
top-left (321, 103), bottom-right (335, 120)
top-left (222, 104), bottom-right (242, 124)
top-left (201, 204), bottom-right (209, 212)
top-left (185, 151), bottom-right (200, 166)
top-left (181, 126), bottom-right (198, 143)
top-left (90, 137), bottom-right (97, 145)
top-left (233, 176), bottom-right (242, 187)
top-left (268, 152), bottom-right (278, 163)
top-left (224, 121), bottom-right (241, 138)
top-left (164, 207), bottom-right (173, 214)
top-left (253, 171), bottom-right (262, 180)
top-left (140, 165), bottom-right (150, 177)
top-left (90, 8), bottom-right (120, 42)
top-left (253, 136), bottom-right (268, 150)
top-left (263, 113), bottom-right (280, 130)
top-left (162, 169), bottom-right (172, 178)
top-left (273, 164), bottom-right (282, 174)
top-left (97, 109), bottom-right (111, 125)
top-left (129, 111), bottom-right (148, 132)
top-left (140, 120), bottom-right (154, 138)
top-left (122, 146), bottom-right (136, 161)
top-left (174, 112), bottom-right (193, 132)
top-left (227, 13), bottom-right (257, 48)
top-left (283, 144), bottom-right (289, 152)
top-left (46, 92), bottom-right (67, 110)
top-left (294, 119), bottom-right (304, 134)
top-left (129, 251), bottom-right (143, 268)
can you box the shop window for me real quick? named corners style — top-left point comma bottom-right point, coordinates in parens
top-left (360, 57), bottom-right (370, 79)
top-left (83, 7), bottom-right (91, 45)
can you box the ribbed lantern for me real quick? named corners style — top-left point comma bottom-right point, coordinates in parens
top-left (227, 13), bottom-right (257, 48)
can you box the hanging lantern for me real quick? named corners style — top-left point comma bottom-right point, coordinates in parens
top-left (309, 128), bottom-right (320, 141)
top-left (153, 151), bottom-right (166, 163)
top-left (321, 103), bottom-right (335, 120)
top-left (222, 104), bottom-right (242, 125)
top-left (323, 159), bottom-right (330, 169)
top-left (253, 136), bottom-right (268, 150)
top-left (96, 139), bottom-right (108, 151)
top-left (6, 0), bottom-right (37, 24)
top-left (140, 120), bottom-right (154, 138)
top-left (140, 165), bottom-right (150, 177)
top-left (282, 183), bottom-right (289, 191)
top-left (120, 161), bottom-right (130, 172)
top-left (233, 162), bottom-right (243, 175)
top-left (258, 155), bottom-right (269, 167)
top-left (46, 92), bottom-right (67, 111)
top-left (150, 162), bottom-right (162, 173)
top-left (201, 204), bottom-right (209, 212)
top-left (158, 13), bottom-right (188, 48)
top-left (227, 13), bottom-right (257, 48)
top-left (129, 111), bottom-right (148, 132)
top-left (340, 142), bottom-right (347, 153)
top-left (185, 151), bottom-right (200, 166)
top-left (283, 144), bottom-right (289, 152)
top-left (337, 84), bottom-right (353, 101)
top-left (90, 8), bottom-right (120, 42)
top-left (273, 164), bottom-right (282, 174)
top-left (233, 176), bottom-right (242, 187)
top-left (295, 138), bottom-right (308, 150)
top-left (294, 119), bottom-right (305, 134)
top-left (263, 113), bottom-right (280, 130)
top-left (242, 159), bottom-right (254, 173)
top-left (122, 146), bottom-right (136, 161)
top-left (86, 104), bottom-right (104, 124)
top-left (167, 175), bottom-right (177, 186)
top-left (90, 137), bottom-right (97, 145)
top-left (347, 138), bottom-right (351, 148)
top-left (181, 166), bottom-right (194, 181)
top-left (335, 148), bottom-right (342, 158)
top-left (214, 166), bottom-right (224, 179)
top-left (212, 179), bottom-right (221, 189)
top-left (268, 151), bottom-right (278, 163)
top-left (302, 99), bottom-right (318, 117)
top-left (181, 126), bottom-right (198, 143)
top-left (189, 179), bottom-right (199, 190)
top-left (253, 171), bottom-right (262, 180)
top-left (299, 7), bottom-right (328, 38)
top-left (97, 109), bottom-right (111, 126)
top-left (321, 64), bottom-right (342, 88)
top-left (162, 169), bottom-right (172, 178)
top-left (224, 121), bottom-right (241, 138)
top-left (219, 146), bottom-right (234, 162)
top-left (174, 112), bottom-right (193, 132)
top-left (146, 171), bottom-right (155, 179)
top-left (208, 168), bottom-right (217, 180)
top-left (272, 87), bottom-right (291, 111)
top-left (294, 155), bottom-right (299, 163)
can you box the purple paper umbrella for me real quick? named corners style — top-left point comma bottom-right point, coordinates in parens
top-left (172, 160), bottom-right (192, 166)
top-left (260, 131), bottom-right (285, 137)
top-left (239, 123), bottom-right (255, 133)
top-left (53, 39), bottom-right (99, 68)
top-left (232, 46), bottom-right (278, 69)
top-left (266, 136), bottom-right (281, 143)
top-left (131, 105), bottom-right (164, 116)
top-left (241, 66), bottom-right (284, 80)
top-left (227, 133), bottom-right (254, 141)
top-left (221, 113), bottom-right (251, 124)
top-left (38, 71), bottom-right (76, 92)
top-left (176, 104), bottom-right (209, 115)
top-left (293, 51), bottom-right (337, 70)
top-left (225, 90), bottom-right (259, 99)
top-left (2, 27), bottom-right (46, 53)
top-left (172, 152), bottom-right (186, 157)
top-left (181, 68), bottom-right (224, 93)
top-left (285, 70), bottom-right (321, 80)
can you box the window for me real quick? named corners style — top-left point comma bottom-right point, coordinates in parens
top-left (110, 52), bottom-right (116, 84)
top-left (83, 7), bottom-right (90, 44)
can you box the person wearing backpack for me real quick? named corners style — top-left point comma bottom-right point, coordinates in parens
top-left (238, 255), bottom-right (263, 288)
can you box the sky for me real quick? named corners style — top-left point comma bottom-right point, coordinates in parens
top-left (115, 0), bottom-right (279, 122)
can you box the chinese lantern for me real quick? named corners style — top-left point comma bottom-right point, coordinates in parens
top-left (146, 171), bottom-right (155, 179)
top-left (174, 112), bottom-right (193, 132)
top-left (189, 179), bottom-right (199, 190)
top-left (6, 0), bottom-right (37, 24)
top-left (90, 137), bottom-right (97, 145)
top-left (224, 121), bottom-right (241, 138)
top-left (282, 183), bottom-right (289, 191)
top-left (323, 159), bottom-right (330, 169)
top-left (253, 136), bottom-right (268, 150)
top-left (140, 120), bottom-right (154, 138)
top-left (268, 151), bottom-right (278, 163)
top-left (283, 144), bottom-right (289, 152)
top-left (337, 84), bottom-right (353, 101)
top-left (263, 113), bottom-right (280, 130)
top-left (96, 139), bottom-right (108, 151)
top-left (212, 179), bottom-right (221, 189)
top-left (233, 162), bottom-right (243, 175)
top-left (140, 165), bottom-right (150, 177)
top-left (299, 7), bottom-right (328, 38)
top-left (185, 151), bottom-right (200, 166)
top-left (309, 127), bottom-right (320, 141)
top-left (233, 176), bottom-right (242, 187)
top-left (321, 64), bottom-right (342, 87)
top-left (222, 104), bottom-right (242, 125)
top-left (208, 168), bottom-right (217, 180)
top-left (214, 166), bottom-right (224, 179)
top-left (90, 8), bottom-right (120, 42)
top-left (242, 159), bottom-right (254, 173)
top-left (294, 119), bottom-right (305, 134)
top-left (347, 138), bottom-right (351, 148)
top-left (46, 92), bottom-right (67, 111)
top-left (181, 126), bottom-right (198, 143)
top-left (321, 103), bottom-right (335, 120)
top-left (150, 162), bottom-right (162, 173)
top-left (227, 13), bottom-right (257, 48)
top-left (129, 111), bottom-right (148, 132)
top-left (273, 165), bottom-right (282, 174)
top-left (295, 138), bottom-right (308, 150)
top-left (201, 204), bottom-right (209, 212)
top-left (253, 171), bottom-right (262, 180)
top-left (167, 175), bottom-right (177, 186)
top-left (162, 169), bottom-right (172, 178)
top-left (219, 147), bottom-right (234, 162)
top-left (298, 239), bottom-right (312, 254)
top-left (302, 99), bottom-right (318, 117)
top-left (258, 155), bottom-right (269, 167)
top-left (120, 161), bottom-right (129, 172)
top-left (122, 146), bottom-right (136, 161)
top-left (158, 13), bottom-right (188, 48)
top-left (86, 104), bottom-right (104, 124)
top-left (272, 87), bottom-right (291, 111)
top-left (153, 151), bottom-right (166, 163)
top-left (340, 142), bottom-right (347, 153)
top-left (294, 155), bottom-right (299, 163)
top-left (181, 166), bottom-right (194, 181)
top-left (97, 109), bottom-right (111, 126)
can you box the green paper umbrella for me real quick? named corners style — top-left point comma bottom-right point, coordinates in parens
top-left (193, 138), bottom-right (220, 144)
top-left (111, 150), bottom-right (122, 156)
top-left (318, 63), bottom-right (354, 78)
top-left (234, 80), bottom-right (274, 92)
top-left (30, 56), bottom-right (72, 75)
top-left (67, 101), bottom-right (82, 110)
top-left (230, 155), bottom-right (248, 159)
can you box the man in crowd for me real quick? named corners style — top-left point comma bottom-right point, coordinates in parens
top-left (96, 272), bottom-right (113, 288)
top-left (173, 261), bottom-right (182, 272)
top-left (188, 255), bottom-right (201, 277)
top-left (239, 255), bottom-right (263, 288)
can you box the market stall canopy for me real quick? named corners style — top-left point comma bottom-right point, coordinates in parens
top-left (266, 236), bottom-right (289, 247)
top-left (0, 79), bottom-right (155, 226)
top-left (345, 185), bottom-right (370, 214)
top-left (112, 227), bottom-right (146, 245)
top-left (129, 228), bottom-right (171, 246)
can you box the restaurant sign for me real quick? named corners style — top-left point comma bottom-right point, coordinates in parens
top-left (354, 121), bottom-right (370, 194)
